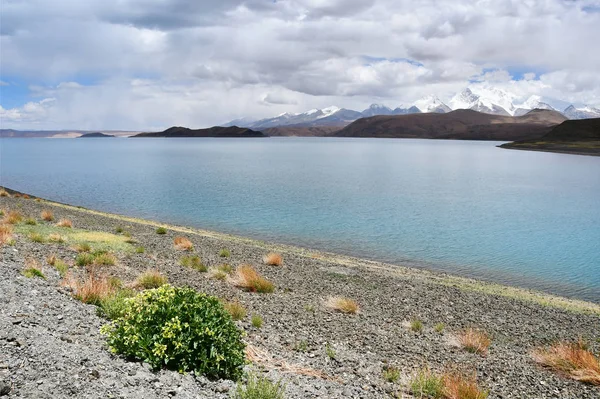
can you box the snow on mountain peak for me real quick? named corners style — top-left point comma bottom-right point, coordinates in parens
top-left (413, 95), bottom-right (450, 113)
top-left (318, 106), bottom-right (341, 118)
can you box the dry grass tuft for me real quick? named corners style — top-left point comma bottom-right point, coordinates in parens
top-left (48, 233), bottom-right (66, 243)
top-left (442, 372), bottom-right (489, 399)
top-left (457, 328), bottom-right (491, 355)
top-left (3, 210), bottom-right (23, 224)
top-left (46, 254), bottom-right (57, 266)
top-left (263, 252), bottom-right (283, 266)
top-left (0, 188), bottom-right (9, 197)
top-left (173, 236), bottom-right (194, 251)
top-left (56, 219), bottom-right (73, 228)
top-left (224, 301), bottom-right (247, 320)
top-left (326, 296), bottom-right (359, 314)
top-left (233, 264), bottom-right (274, 293)
top-left (533, 340), bottom-right (600, 385)
top-left (41, 210), bottom-right (54, 221)
top-left (136, 270), bottom-right (167, 289)
top-left (23, 258), bottom-right (46, 279)
top-left (23, 194), bottom-right (30, 199)
top-left (62, 272), bottom-right (114, 304)
top-left (0, 224), bottom-right (14, 245)
top-left (94, 252), bottom-right (117, 266)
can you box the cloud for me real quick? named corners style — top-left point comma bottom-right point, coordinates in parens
top-left (1, 0), bottom-right (599, 129)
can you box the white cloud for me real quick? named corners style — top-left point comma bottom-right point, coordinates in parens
top-left (1, 0), bottom-right (600, 129)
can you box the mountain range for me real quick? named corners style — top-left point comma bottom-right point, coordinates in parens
top-left (226, 87), bottom-right (600, 129)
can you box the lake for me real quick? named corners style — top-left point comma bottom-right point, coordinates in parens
top-left (1, 137), bottom-right (599, 302)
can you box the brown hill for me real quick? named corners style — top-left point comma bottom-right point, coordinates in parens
top-left (500, 118), bottom-right (600, 156)
top-left (263, 125), bottom-right (342, 137)
top-left (334, 109), bottom-right (566, 141)
top-left (133, 126), bottom-right (266, 138)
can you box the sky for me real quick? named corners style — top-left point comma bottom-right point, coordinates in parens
top-left (1, 0), bottom-right (600, 130)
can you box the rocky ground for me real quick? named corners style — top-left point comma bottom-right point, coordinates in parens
top-left (1, 192), bottom-right (599, 398)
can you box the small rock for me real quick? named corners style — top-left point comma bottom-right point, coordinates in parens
top-left (0, 381), bottom-right (10, 396)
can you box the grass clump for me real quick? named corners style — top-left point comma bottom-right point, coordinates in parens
top-left (76, 253), bottom-right (95, 266)
top-left (180, 255), bottom-right (206, 272)
top-left (293, 340), bottom-right (308, 352)
top-left (115, 226), bottom-right (124, 234)
top-left (98, 289), bottom-right (136, 320)
top-left (410, 368), bottom-right (444, 398)
top-left (533, 340), bottom-right (600, 385)
top-left (28, 232), bottom-right (45, 243)
top-left (251, 314), bottom-right (263, 328)
top-left (41, 210), bottom-right (54, 221)
top-left (219, 248), bottom-right (231, 258)
top-left (56, 219), bottom-right (73, 228)
top-left (325, 343), bottom-right (335, 359)
top-left (263, 252), bottom-right (283, 266)
top-left (233, 265), bottom-right (275, 293)
top-left (48, 233), bottom-right (66, 243)
top-left (53, 259), bottom-right (69, 277)
top-left (442, 372), bottom-right (489, 399)
top-left (24, 217), bottom-right (37, 225)
top-left (3, 210), bottom-right (23, 224)
top-left (435, 323), bottom-right (445, 333)
top-left (233, 372), bottom-right (285, 399)
top-left (210, 268), bottom-right (228, 281)
top-left (0, 188), bottom-right (9, 197)
top-left (219, 263), bottom-right (233, 274)
top-left (135, 246), bottom-right (145, 254)
top-left (74, 242), bottom-right (92, 252)
top-left (382, 365), bottom-right (400, 383)
top-left (63, 272), bottom-right (114, 305)
top-left (410, 318), bottom-right (424, 332)
top-left (458, 328), bottom-right (491, 355)
top-left (156, 227), bottom-right (167, 235)
top-left (224, 301), bottom-right (247, 321)
top-left (101, 285), bottom-right (246, 380)
top-left (94, 251), bottom-right (117, 266)
top-left (174, 236), bottom-right (194, 251)
top-left (23, 258), bottom-right (46, 279)
top-left (136, 270), bottom-right (167, 289)
top-left (0, 224), bottom-right (14, 245)
top-left (325, 296), bottom-right (359, 314)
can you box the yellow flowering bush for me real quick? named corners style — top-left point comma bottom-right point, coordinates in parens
top-left (101, 285), bottom-right (245, 380)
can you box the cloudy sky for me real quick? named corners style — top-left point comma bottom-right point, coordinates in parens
top-left (1, 0), bottom-right (599, 130)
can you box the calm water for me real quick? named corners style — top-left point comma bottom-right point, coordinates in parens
top-left (1, 138), bottom-right (599, 302)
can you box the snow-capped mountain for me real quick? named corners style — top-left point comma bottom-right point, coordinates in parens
top-left (413, 95), bottom-right (452, 113)
top-left (513, 95), bottom-right (556, 116)
top-left (449, 88), bottom-right (510, 116)
top-left (562, 105), bottom-right (600, 119)
top-left (361, 104), bottom-right (394, 117)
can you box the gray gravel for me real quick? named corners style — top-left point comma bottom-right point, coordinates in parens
top-left (1, 193), bottom-right (599, 398)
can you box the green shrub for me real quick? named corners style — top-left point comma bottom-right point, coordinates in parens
top-left (233, 372), bottom-right (285, 399)
top-left (180, 255), bottom-right (206, 272)
top-left (251, 314), bottom-right (263, 328)
top-left (219, 248), bottom-right (231, 258)
top-left (101, 285), bottom-right (245, 380)
top-left (76, 253), bottom-right (95, 266)
top-left (156, 227), bottom-right (167, 235)
top-left (98, 289), bottom-right (136, 320)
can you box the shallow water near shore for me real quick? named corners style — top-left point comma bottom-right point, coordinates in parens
top-left (1, 137), bottom-right (599, 302)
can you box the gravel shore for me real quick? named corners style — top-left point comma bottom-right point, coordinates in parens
top-left (1, 192), bottom-right (599, 398)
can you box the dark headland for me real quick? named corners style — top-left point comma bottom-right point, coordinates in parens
top-left (500, 118), bottom-right (600, 156)
top-left (78, 132), bottom-right (115, 138)
top-left (132, 126), bottom-right (266, 138)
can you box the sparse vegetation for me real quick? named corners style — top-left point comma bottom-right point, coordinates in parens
top-left (533, 340), bottom-right (600, 385)
top-left (174, 236), bottom-right (194, 251)
top-left (224, 301), bottom-right (247, 320)
top-left (180, 255), bottom-right (206, 271)
top-left (252, 314), bottom-right (263, 328)
top-left (63, 272), bottom-right (114, 305)
top-left (435, 323), bottom-right (445, 333)
top-left (93, 251), bottom-right (117, 266)
top-left (156, 227), bottom-right (167, 234)
top-left (457, 328), bottom-right (491, 355)
top-left (48, 233), bottom-right (66, 243)
top-left (325, 343), bottom-right (335, 359)
top-left (75, 253), bottom-right (95, 266)
top-left (56, 219), bottom-right (73, 228)
top-left (74, 242), bottom-right (92, 252)
top-left (326, 296), bottom-right (359, 314)
top-left (383, 365), bottom-right (400, 383)
top-left (442, 371), bottom-right (489, 399)
top-left (28, 232), bottom-right (45, 243)
top-left (46, 254), bottom-right (57, 266)
top-left (3, 210), bottom-right (23, 224)
top-left (263, 252), bottom-right (283, 266)
top-left (0, 224), bottom-right (14, 245)
top-left (24, 217), bottom-right (37, 225)
top-left (41, 210), bottom-right (54, 221)
top-left (210, 268), bottom-right (228, 280)
top-left (410, 368), bottom-right (444, 398)
top-left (294, 340), bottom-right (308, 352)
top-left (53, 259), bottom-right (69, 277)
top-left (233, 372), bottom-right (285, 399)
top-left (23, 258), bottom-right (46, 279)
top-left (411, 318), bottom-right (424, 332)
top-left (219, 248), bottom-right (231, 257)
top-left (101, 285), bottom-right (246, 380)
top-left (136, 270), bottom-right (167, 289)
top-left (115, 226), bottom-right (124, 234)
top-left (233, 264), bottom-right (275, 293)
top-left (218, 263), bottom-right (233, 274)
top-left (135, 246), bottom-right (145, 253)
top-left (0, 188), bottom-right (9, 197)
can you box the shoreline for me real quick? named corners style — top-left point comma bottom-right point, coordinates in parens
top-left (2, 188), bottom-right (600, 398)
top-left (4, 186), bottom-right (599, 314)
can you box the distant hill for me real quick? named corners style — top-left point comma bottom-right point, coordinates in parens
top-left (500, 118), bottom-right (600, 156)
top-left (132, 126), bottom-right (266, 138)
top-left (263, 126), bottom-right (341, 137)
top-left (78, 132), bottom-right (115, 138)
top-left (0, 129), bottom-right (138, 138)
top-left (333, 109), bottom-right (566, 141)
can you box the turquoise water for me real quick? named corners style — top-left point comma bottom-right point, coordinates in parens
top-left (1, 138), bottom-right (599, 302)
